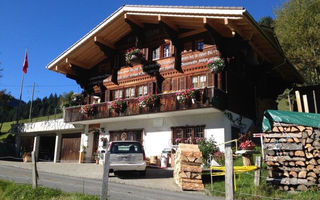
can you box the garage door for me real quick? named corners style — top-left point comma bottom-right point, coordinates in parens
top-left (60, 133), bottom-right (81, 162)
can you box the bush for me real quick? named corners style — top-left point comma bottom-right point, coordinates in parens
top-left (198, 137), bottom-right (219, 167)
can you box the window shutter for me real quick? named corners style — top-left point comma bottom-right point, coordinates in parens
top-left (186, 76), bottom-right (191, 89)
top-left (105, 90), bottom-right (111, 102)
top-left (179, 77), bottom-right (186, 90)
top-left (147, 82), bottom-right (154, 94)
top-left (207, 72), bottom-right (214, 87)
top-left (172, 77), bottom-right (178, 91)
top-left (162, 78), bottom-right (171, 93)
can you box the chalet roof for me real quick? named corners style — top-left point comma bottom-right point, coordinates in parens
top-left (46, 5), bottom-right (303, 83)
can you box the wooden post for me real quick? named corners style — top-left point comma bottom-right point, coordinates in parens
top-left (225, 144), bottom-right (234, 200)
top-left (254, 156), bottom-right (261, 186)
top-left (31, 151), bottom-right (38, 189)
top-left (303, 95), bottom-right (309, 113)
top-left (313, 90), bottom-right (318, 113)
top-left (100, 148), bottom-right (110, 200)
top-left (287, 94), bottom-right (292, 111)
top-left (295, 91), bottom-right (303, 112)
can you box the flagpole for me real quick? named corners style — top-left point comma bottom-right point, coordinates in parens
top-left (29, 82), bottom-right (35, 122)
top-left (16, 71), bottom-right (25, 124)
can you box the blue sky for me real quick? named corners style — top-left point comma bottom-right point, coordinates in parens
top-left (0, 0), bottom-right (286, 102)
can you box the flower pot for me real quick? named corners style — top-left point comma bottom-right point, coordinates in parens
top-left (242, 154), bottom-right (253, 166)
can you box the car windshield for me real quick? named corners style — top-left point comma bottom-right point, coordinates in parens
top-left (110, 142), bottom-right (142, 154)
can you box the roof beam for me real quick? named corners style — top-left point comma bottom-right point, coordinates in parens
top-left (158, 15), bottom-right (179, 32)
top-left (94, 36), bottom-right (115, 49)
top-left (124, 14), bottom-right (144, 48)
top-left (65, 58), bottom-right (88, 69)
top-left (204, 17), bottom-right (226, 57)
top-left (124, 13), bottom-right (143, 28)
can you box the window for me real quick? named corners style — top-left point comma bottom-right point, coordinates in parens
top-left (114, 90), bottom-right (123, 99)
top-left (125, 87), bottom-right (135, 98)
top-left (152, 47), bottom-right (160, 60)
top-left (138, 85), bottom-right (148, 96)
top-left (172, 126), bottom-right (205, 144)
top-left (197, 41), bottom-right (204, 51)
top-left (192, 75), bottom-right (207, 88)
top-left (163, 44), bottom-right (170, 58)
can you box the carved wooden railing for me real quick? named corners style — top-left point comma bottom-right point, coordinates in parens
top-left (64, 87), bottom-right (227, 123)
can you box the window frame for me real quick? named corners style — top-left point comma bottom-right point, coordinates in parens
top-left (192, 74), bottom-right (207, 89)
top-left (172, 126), bottom-right (205, 145)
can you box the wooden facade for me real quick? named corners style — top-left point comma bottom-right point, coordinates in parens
top-left (47, 5), bottom-right (302, 125)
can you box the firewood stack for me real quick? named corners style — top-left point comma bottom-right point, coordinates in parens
top-left (173, 143), bottom-right (204, 191)
top-left (265, 122), bottom-right (320, 191)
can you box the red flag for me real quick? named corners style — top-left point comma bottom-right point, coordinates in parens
top-left (22, 51), bottom-right (28, 74)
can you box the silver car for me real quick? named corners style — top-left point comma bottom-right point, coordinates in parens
top-left (108, 141), bottom-right (146, 176)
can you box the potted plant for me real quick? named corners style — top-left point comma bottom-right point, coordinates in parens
top-left (80, 104), bottom-right (97, 116)
top-left (111, 99), bottom-right (127, 114)
top-left (138, 94), bottom-right (160, 110)
top-left (206, 57), bottom-right (225, 73)
top-left (238, 132), bottom-right (255, 166)
top-left (176, 88), bottom-right (199, 105)
top-left (125, 47), bottom-right (144, 66)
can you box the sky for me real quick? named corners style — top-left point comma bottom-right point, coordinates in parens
top-left (0, 0), bottom-right (286, 102)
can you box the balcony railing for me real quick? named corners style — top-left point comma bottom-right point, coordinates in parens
top-left (64, 87), bottom-right (227, 123)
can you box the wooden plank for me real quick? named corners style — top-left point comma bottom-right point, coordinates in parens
top-left (303, 94), bottom-right (309, 113)
top-left (265, 155), bottom-right (306, 162)
top-left (264, 143), bottom-right (303, 150)
top-left (254, 156), bottom-right (261, 186)
top-left (313, 90), bottom-right (318, 113)
top-left (225, 144), bottom-right (234, 200)
top-left (295, 90), bottom-right (303, 112)
top-left (100, 151), bottom-right (110, 200)
top-left (32, 151), bottom-right (38, 189)
top-left (264, 133), bottom-right (302, 138)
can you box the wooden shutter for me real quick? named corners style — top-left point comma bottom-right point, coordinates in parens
top-left (186, 76), bottom-right (191, 89)
top-left (105, 90), bottom-right (110, 102)
top-left (147, 82), bottom-right (154, 94)
top-left (162, 78), bottom-right (171, 93)
top-left (172, 77), bottom-right (178, 91)
top-left (179, 77), bottom-right (186, 90)
top-left (207, 72), bottom-right (214, 87)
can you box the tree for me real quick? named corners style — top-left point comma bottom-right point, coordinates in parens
top-left (259, 16), bottom-right (274, 28)
top-left (274, 0), bottom-right (320, 85)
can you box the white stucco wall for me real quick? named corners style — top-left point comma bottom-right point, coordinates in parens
top-left (98, 111), bottom-right (228, 158)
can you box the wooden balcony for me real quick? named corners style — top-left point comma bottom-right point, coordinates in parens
top-left (64, 87), bottom-right (227, 123)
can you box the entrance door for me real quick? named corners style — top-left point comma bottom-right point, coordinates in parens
top-left (39, 136), bottom-right (55, 161)
top-left (60, 133), bottom-right (81, 162)
top-left (109, 130), bottom-right (142, 144)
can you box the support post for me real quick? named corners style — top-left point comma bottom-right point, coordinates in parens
top-left (303, 94), bottom-right (309, 113)
top-left (32, 151), bottom-right (38, 189)
top-left (54, 134), bottom-right (62, 163)
top-left (254, 156), bottom-right (261, 186)
top-left (313, 90), bottom-right (318, 113)
top-left (100, 146), bottom-right (110, 200)
top-left (225, 143), bottom-right (234, 200)
top-left (33, 136), bottom-right (40, 161)
top-left (295, 91), bottom-right (303, 112)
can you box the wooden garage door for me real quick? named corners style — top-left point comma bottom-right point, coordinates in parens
top-left (60, 133), bottom-right (81, 162)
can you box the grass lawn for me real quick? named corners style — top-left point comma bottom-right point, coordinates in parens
top-left (0, 179), bottom-right (99, 200)
top-left (205, 152), bottom-right (320, 200)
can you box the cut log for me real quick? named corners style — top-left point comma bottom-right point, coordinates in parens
top-left (307, 165), bottom-right (314, 171)
top-left (297, 185), bottom-right (308, 191)
top-left (295, 151), bottom-right (305, 157)
top-left (289, 171), bottom-right (297, 178)
top-left (264, 133), bottom-right (302, 138)
top-left (307, 172), bottom-right (317, 178)
top-left (298, 171), bottom-right (307, 178)
top-left (296, 161), bottom-right (306, 166)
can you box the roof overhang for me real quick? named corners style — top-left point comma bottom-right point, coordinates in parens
top-left (46, 5), bottom-right (303, 83)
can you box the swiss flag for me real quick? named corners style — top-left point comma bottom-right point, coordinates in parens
top-left (22, 51), bottom-right (28, 74)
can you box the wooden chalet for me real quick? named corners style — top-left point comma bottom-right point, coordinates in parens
top-left (42, 5), bottom-right (302, 163)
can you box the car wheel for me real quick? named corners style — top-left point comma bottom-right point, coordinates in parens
top-left (138, 170), bottom-right (146, 177)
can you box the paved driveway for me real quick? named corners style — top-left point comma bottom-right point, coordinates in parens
top-left (0, 160), bottom-right (180, 192)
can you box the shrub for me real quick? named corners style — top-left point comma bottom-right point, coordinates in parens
top-left (198, 137), bottom-right (219, 167)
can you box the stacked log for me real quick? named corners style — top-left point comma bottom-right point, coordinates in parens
top-left (173, 143), bottom-right (204, 191)
top-left (265, 122), bottom-right (320, 191)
